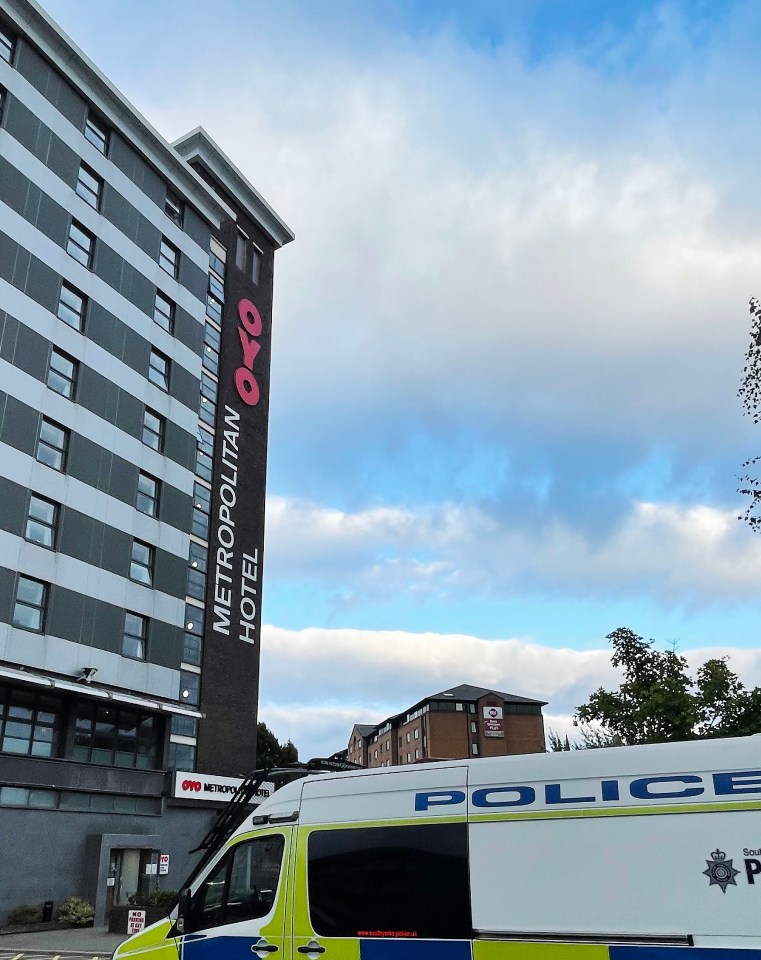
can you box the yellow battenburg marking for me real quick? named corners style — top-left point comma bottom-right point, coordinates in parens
top-left (474, 941), bottom-right (609, 960)
top-left (112, 917), bottom-right (177, 960)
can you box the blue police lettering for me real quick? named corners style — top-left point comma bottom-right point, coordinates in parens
top-left (472, 786), bottom-right (535, 807)
top-left (414, 790), bottom-right (466, 811)
top-left (713, 771), bottom-right (761, 796)
top-left (545, 783), bottom-right (596, 804)
top-left (629, 775), bottom-right (704, 800)
top-left (601, 779), bottom-right (620, 801)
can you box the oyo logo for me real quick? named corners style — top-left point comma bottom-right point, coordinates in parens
top-left (182, 780), bottom-right (202, 793)
top-left (488, 708), bottom-right (498, 718)
top-left (235, 299), bottom-right (263, 406)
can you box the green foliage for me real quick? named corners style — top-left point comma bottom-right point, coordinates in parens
top-left (738, 298), bottom-right (761, 530)
top-left (575, 627), bottom-right (761, 744)
top-left (546, 729), bottom-right (572, 751)
top-left (256, 722), bottom-right (299, 769)
top-left (56, 897), bottom-right (95, 927)
top-left (128, 889), bottom-right (177, 910)
top-left (6, 904), bottom-right (43, 926)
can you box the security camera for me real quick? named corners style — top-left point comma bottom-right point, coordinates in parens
top-left (80, 666), bottom-right (98, 683)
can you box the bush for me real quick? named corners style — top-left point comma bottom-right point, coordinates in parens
top-left (56, 897), bottom-right (95, 927)
top-left (127, 889), bottom-right (177, 911)
top-left (7, 904), bottom-right (43, 926)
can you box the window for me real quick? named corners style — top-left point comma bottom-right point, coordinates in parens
top-left (406, 732), bottom-right (411, 743)
top-left (171, 714), bottom-right (198, 738)
top-left (66, 220), bottom-right (95, 268)
top-left (203, 323), bottom-right (220, 376)
top-left (199, 371), bottom-right (217, 426)
top-left (235, 232), bottom-right (247, 271)
top-left (187, 541), bottom-right (207, 600)
top-left (192, 482), bottom-right (211, 539)
top-left (57, 282), bottom-right (86, 331)
top-left (122, 612), bottom-right (147, 659)
top-left (148, 349), bottom-right (170, 391)
top-left (206, 292), bottom-right (223, 325)
top-left (165, 190), bottom-right (184, 227)
top-left (0, 87), bottom-right (5, 124)
top-left (159, 237), bottom-right (179, 278)
top-left (209, 238), bottom-right (226, 278)
top-left (71, 702), bottom-right (158, 768)
top-left (471, 743), bottom-right (479, 755)
top-left (0, 24), bottom-right (15, 64)
top-left (183, 604), bottom-right (203, 665)
top-left (153, 291), bottom-right (174, 333)
top-left (169, 741), bottom-right (196, 771)
top-left (307, 823), bottom-right (471, 939)
top-left (136, 471), bottom-right (160, 517)
top-left (415, 748), bottom-right (420, 759)
top-left (75, 163), bottom-right (102, 209)
top-left (0, 686), bottom-right (61, 758)
top-left (251, 245), bottom-right (262, 285)
top-left (142, 407), bottom-right (164, 451)
top-left (180, 670), bottom-right (200, 706)
top-left (84, 112), bottom-right (109, 154)
top-left (129, 540), bottom-right (154, 586)
top-left (190, 836), bottom-right (285, 932)
top-left (47, 347), bottom-right (78, 399)
top-left (414, 728), bottom-right (420, 739)
top-left (13, 576), bottom-right (47, 632)
top-left (36, 418), bottom-right (69, 471)
top-left (25, 494), bottom-right (58, 548)
top-left (470, 721), bottom-right (477, 734)
top-left (196, 439), bottom-right (213, 483)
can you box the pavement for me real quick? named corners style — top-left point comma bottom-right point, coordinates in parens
top-left (0, 926), bottom-right (127, 958)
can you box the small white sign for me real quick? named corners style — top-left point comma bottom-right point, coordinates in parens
top-left (145, 863), bottom-right (157, 876)
top-left (127, 909), bottom-right (146, 934)
top-left (173, 771), bottom-right (274, 804)
top-left (159, 853), bottom-right (170, 875)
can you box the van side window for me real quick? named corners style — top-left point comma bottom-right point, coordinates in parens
top-left (307, 823), bottom-right (471, 939)
top-left (191, 835), bottom-right (285, 931)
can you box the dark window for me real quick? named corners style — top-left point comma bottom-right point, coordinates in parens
top-left (307, 823), bottom-right (471, 939)
top-left (159, 237), bottom-right (179, 278)
top-left (148, 349), bottom-right (170, 391)
top-left (36, 418), bottom-right (69, 471)
top-left (71, 702), bottom-right (158, 768)
top-left (47, 347), bottom-right (78, 399)
top-left (235, 233), bottom-right (247, 271)
top-left (504, 703), bottom-right (541, 715)
top-left (192, 482), bottom-right (211, 539)
top-left (136, 471), bottom-right (160, 517)
top-left (203, 324), bottom-right (220, 376)
top-left (171, 714), bottom-right (198, 737)
top-left (0, 24), bottom-right (15, 64)
top-left (123, 612), bottom-right (147, 659)
top-left (129, 540), bottom-right (153, 586)
top-left (76, 163), bottom-right (102, 209)
top-left (190, 836), bottom-right (285, 932)
top-left (183, 604), bottom-right (203, 665)
top-left (196, 444), bottom-right (212, 483)
top-left (84, 112), bottom-right (109, 154)
top-left (57, 282), bottom-right (86, 331)
top-left (142, 407), bottom-right (164, 451)
top-left (199, 372), bottom-right (217, 426)
top-left (67, 220), bottom-right (95, 268)
top-left (180, 670), bottom-right (200, 706)
top-left (186, 541), bottom-right (207, 600)
top-left (169, 741), bottom-right (196, 771)
top-left (154, 291), bottom-right (174, 333)
top-left (165, 190), bottom-right (184, 227)
top-left (25, 494), bottom-right (58, 548)
top-left (0, 686), bottom-right (61, 758)
top-left (12, 576), bottom-right (47, 633)
top-left (209, 272), bottom-right (224, 302)
top-left (206, 293), bottom-right (223, 325)
top-left (0, 86), bottom-right (6, 124)
top-left (251, 246), bottom-right (263, 285)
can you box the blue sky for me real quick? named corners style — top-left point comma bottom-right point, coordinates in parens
top-left (45, 0), bottom-right (761, 756)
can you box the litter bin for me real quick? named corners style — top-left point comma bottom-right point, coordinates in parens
top-left (42, 901), bottom-right (54, 922)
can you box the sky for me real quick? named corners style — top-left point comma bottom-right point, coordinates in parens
top-left (44, 0), bottom-right (761, 758)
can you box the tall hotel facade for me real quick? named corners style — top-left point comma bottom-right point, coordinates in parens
top-left (0, 0), bottom-right (293, 923)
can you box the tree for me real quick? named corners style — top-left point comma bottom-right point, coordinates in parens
top-left (256, 722), bottom-right (299, 769)
top-left (738, 297), bottom-right (761, 529)
top-left (575, 627), bottom-right (761, 744)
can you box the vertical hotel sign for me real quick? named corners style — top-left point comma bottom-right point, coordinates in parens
top-left (483, 705), bottom-right (504, 738)
top-left (207, 236), bottom-right (272, 657)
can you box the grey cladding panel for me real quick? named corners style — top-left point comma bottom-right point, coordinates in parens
top-left (91, 600), bottom-right (123, 655)
top-left (175, 307), bottom-right (203, 355)
top-left (0, 394), bottom-right (37, 457)
top-left (0, 566), bottom-right (15, 624)
top-left (161, 485), bottom-right (192, 532)
top-left (172, 364), bottom-right (200, 412)
top-left (110, 132), bottom-right (165, 207)
top-left (47, 582), bottom-right (86, 645)
top-left (0, 476), bottom-right (27, 537)
top-left (164, 422), bottom-right (195, 472)
top-left (15, 41), bottom-right (86, 128)
top-left (0, 315), bottom-right (47, 380)
top-left (184, 207), bottom-right (211, 251)
top-left (155, 549), bottom-right (186, 600)
top-left (148, 619), bottom-right (184, 669)
top-left (35, 190), bottom-right (69, 246)
top-left (179, 257), bottom-right (207, 304)
top-left (0, 232), bottom-right (58, 312)
top-left (108, 455), bottom-right (138, 505)
top-left (3, 96), bottom-right (79, 186)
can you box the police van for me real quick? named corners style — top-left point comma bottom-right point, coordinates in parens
top-left (115, 735), bottom-right (761, 960)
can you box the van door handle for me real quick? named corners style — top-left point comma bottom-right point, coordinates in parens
top-left (297, 941), bottom-right (326, 955)
top-left (252, 941), bottom-right (278, 955)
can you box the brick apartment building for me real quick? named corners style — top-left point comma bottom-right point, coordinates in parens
top-left (347, 683), bottom-right (546, 767)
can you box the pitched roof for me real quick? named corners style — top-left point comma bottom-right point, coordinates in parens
top-left (352, 723), bottom-right (378, 737)
top-left (428, 683), bottom-right (547, 706)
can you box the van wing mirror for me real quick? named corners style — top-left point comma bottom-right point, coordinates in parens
top-left (175, 887), bottom-right (192, 934)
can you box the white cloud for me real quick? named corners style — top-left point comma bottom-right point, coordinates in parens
top-left (265, 494), bottom-right (761, 605)
top-left (259, 624), bottom-right (761, 758)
